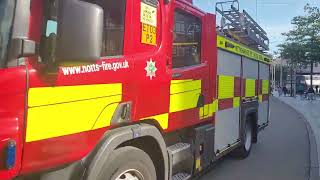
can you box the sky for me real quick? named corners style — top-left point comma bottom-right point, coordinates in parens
top-left (193, 0), bottom-right (320, 54)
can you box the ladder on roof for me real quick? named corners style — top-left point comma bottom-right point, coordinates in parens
top-left (215, 0), bottom-right (269, 51)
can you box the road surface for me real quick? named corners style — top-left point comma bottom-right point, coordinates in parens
top-left (200, 97), bottom-right (310, 180)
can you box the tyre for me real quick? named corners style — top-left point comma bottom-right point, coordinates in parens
top-left (232, 120), bottom-right (253, 159)
top-left (96, 146), bottom-right (157, 180)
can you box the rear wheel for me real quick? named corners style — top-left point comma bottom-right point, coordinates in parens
top-left (96, 146), bottom-right (157, 180)
top-left (232, 120), bottom-right (253, 158)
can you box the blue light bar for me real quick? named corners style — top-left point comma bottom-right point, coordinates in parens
top-left (6, 140), bottom-right (16, 169)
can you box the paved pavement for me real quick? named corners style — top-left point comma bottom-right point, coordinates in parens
top-left (276, 93), bottom-right (320, 179)
top-left (200, 97), bottom-right (310, 180)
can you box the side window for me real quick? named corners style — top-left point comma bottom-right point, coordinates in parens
top-left (41, 0), bottom-right (126, 60)
top-left (101, 0), bottom-right (126, 56)
top-left (172, 10), bottom-right (202, 68)
top-left (82, 0), bottom-right (126, 57)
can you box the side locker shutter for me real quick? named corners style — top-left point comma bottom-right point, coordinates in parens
top-left (258, 62), bottom-right (270, 126)
top-left (214, 49), bottom-right (241, 153)
top-left (242, 57), bottom-right (259, 99)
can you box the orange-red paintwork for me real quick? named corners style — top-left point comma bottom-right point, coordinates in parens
top-left (0, 67), bottom-right (26, 179)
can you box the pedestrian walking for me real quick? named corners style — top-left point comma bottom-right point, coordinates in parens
top-left (315, 85), bottom-right (319, 94)
top-left (278, 86), bottom-right (283, 96)
top-left (307, 86), bottom-right (315, 100)
top-left (282, 86), bottom-right (288, 96)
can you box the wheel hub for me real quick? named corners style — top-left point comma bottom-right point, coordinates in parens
top-left (244, 122), bottom-right (252, 151)
top-left (115, 169), bottom-right (144, 180)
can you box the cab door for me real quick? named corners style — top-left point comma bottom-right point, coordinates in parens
top-left (22, 0), bottom-right (133, 172)
top-left (168, 4), bottom-right (210, 131)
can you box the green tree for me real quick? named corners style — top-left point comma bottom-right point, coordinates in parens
top-left (278, 42), bottom-right (307, 66)
top-left (279, 4), bottom-right (320, 86)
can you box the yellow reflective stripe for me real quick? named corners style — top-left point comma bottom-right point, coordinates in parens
top-left (200, 99), bottom-right (218, 119)
top-left (170, 80), bottom-right (201, 94)
top-left (26, 96), bottom-right (121, 142)
top-left (213, 99), bottom-right (218, 113)
top-left (26, 84), bottom-right (122, 142)
top-left (170, 80), bottom-right (201, 113)
top-left (28, 84), bottom-right (122, 107)
top-left (92, 103), bottom-right (119, 129)
top-left (141, 113), bottom-right (169, 129)
top-left (171, 79), bottom-right (194, 84)
top-left (170, 89), bottom-right (201, 113)
top-left (233, 97), bottom-right (240, 108)
top-left (217, 35), bottom-right (271, 64)
top-left (259, 95), bottom-right (263, 102)
top-left (196, 158), bottom-right (201, 171)
top-left (200, 104), bottom-right (209, 118)
top-left (262, 80), bottom-right (269, 95)
top-left (218, 75), bottom-right (234, 99)
top-left (204, 104), bottom-right (209, 116)
top-left (245, 79), bottom-right (256, 97)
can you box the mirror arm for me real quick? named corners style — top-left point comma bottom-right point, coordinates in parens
top-left (43, 33), bottom-right (59, 73)
top-left (6, 38), bottom-right (37, 67)
top-left (8, 38), bottom-right (37, 60)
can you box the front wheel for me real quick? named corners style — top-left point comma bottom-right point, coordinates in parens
top-left (232, 120), bottom-right (253, 159)
top-left (96, 146), bottom-right (157, 180)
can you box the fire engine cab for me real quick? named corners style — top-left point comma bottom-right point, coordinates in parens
top-left (0, 0), bottom-right (271, 179)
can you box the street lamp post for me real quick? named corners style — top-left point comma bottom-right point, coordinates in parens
top-left (273, 64), bottom-right (276, 90)
top-left (280, 59), bottom-right (283, 87)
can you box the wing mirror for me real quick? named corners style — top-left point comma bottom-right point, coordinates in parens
top-left (56, 0), bottom-right (103, 62)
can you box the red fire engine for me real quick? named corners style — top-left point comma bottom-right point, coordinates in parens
top-left (0, 0), bottom-right (271, 179)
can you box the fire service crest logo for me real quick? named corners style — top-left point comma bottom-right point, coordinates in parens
top-left (145, 59), bottom-right (157, 80)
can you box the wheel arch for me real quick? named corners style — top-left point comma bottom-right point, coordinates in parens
top-left (84, 123), bottom-right (169, 180)
top-left (139, 119), bottom-right (165, 133)
top-left (118, 136), bottom-right (166, 180)
top-left (243, 107), bottom-right (258, 144)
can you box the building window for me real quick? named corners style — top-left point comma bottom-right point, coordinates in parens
top-left (172, 10), bottom-right (202, 68)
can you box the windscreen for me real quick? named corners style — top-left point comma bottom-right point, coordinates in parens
top-left (0, 0), bottom-right (15, 67)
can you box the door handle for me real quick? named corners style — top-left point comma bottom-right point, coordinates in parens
top-left (172, 73), bottom-right (182, 78)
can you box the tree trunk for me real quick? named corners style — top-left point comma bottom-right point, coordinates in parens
top-left (293, 67), bottom-right (296, 97)
top-left (310, 61), bottom-right (314, 87)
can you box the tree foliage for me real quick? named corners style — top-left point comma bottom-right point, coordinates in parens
top-left (279, 4), bottom-right (320, 66)
top-left (278, 42), bottom-right (306, 66)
